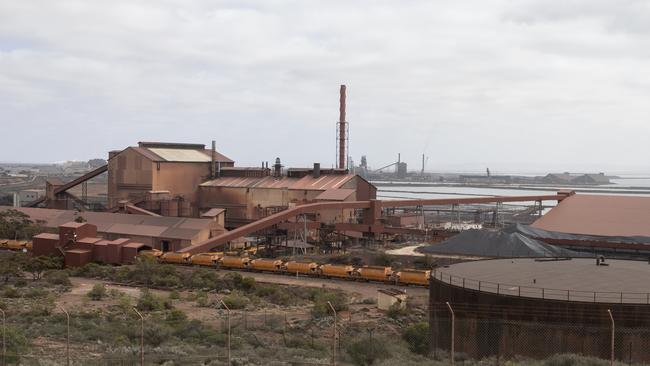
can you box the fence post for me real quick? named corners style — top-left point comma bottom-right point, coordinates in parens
top-left (607, 309), bottom-right (615, 366)
top-left (132, 307), bottom-right (144, 366)
top-left (1, 308), bottom-right (5, 366)
top-left (327, 301), bottom-right (337, 366)
top-left (220, 301), bottom-right (231, 366)
top-left (57, 305), bottom-right (70, 366)
top-left (283, 312), bottom-right (288, 346)
top-left (446, 302), bottom-right (455, 366)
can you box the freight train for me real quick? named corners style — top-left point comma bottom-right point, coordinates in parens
top-left (1, 240), bottom-right (430, 287)
top-left (153, 250), bottom-right (431, 286)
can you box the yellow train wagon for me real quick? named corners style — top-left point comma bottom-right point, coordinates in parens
top-left (160, 252), bottom-right (191, 264)
top-left (318, 264), bottom-right (354, 279)
top-left (283, 261), bottom-right (318, 275)
top-left (219, 256), bottom-right (251, 269)
top-left (139, 249), bottom-right (163, 259)
top-left (396, 269), bottom-right (431, 286)
top-left (2, 240), bottom-right (28, 251)
top-left (355, 266), bottom-right (394, 282)
top-left (190, 252), bottom-right (223, 267)
top-left (250, 259), bottom-right (283, 272)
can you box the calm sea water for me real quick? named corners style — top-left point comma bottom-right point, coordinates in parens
top-left (374, 176), bottom-right (650, 207)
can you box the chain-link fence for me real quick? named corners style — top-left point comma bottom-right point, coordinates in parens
top-left (4, 301), bottom-right (650, 365)
top-left (430, 301), bottom-right (650, 365)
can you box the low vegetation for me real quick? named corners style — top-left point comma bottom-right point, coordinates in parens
top-left (0, 252), bottom-right (637, 365)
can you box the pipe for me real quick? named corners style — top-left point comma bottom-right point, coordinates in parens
top-left (211, 140), bottom-right (216, 179)
top-left (313, 163), bottom-right (321, 178)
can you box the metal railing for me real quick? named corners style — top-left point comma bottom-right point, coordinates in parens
top-left (433, 269), bottom-right (650, 304)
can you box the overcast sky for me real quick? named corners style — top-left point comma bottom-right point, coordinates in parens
top-left (1, 1), bottom-right (649, 174)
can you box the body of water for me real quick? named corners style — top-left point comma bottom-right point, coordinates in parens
top-left (374, 177), bottom-right (650, 207)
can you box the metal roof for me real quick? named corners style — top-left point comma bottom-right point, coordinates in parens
top-left (128, 146), bottom-right (233, 163)
top-left (436, 258), bottom-right (650, 303)
top-left (200, 174), bottom-right (355, 191)
top-left (201, 208), bottom-right (226, 218)
top-left (0, 207), bottom-right (214, 241)
top-left (123, 242), bottom-right (149, 249)
top-left (33, 233), bottom-right (60, 240)
top-left (160, 227), bottom-right (202, 240)
top-left (378, 288), bottom-right (407, 297)
top-left (314, 189), bottom-right (355, 201)
top-left (532, 194), bottom-right (650, 237)
top-left (148, 148), bottom-right (212, 162)
top-left (107, 223), bottom-right (167, 237)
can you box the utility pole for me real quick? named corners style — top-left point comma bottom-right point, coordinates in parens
top-left (1, 308), bottom-right (5, 366)
top-left (220, 300), bottom-right (231, 366)
top-left (327, 301), bottom-right (337, 366)
top-left (607, 309), bottom-right (615, 366)
top-left (57, 305), bottom-right (70, 366)
top-left (446, 302), bottom-right (455, 366)
top-left (132, 308), bottom-right (144, 366)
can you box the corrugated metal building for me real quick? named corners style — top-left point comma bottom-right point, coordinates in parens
top-left (198, 166), bottom-right (376, 227)
top-left (1, 206), bottom-right (224, 252)
top-left (107, 142), bottom-right (234, 214)
top-left (532, 194), bottom-right (650, 238)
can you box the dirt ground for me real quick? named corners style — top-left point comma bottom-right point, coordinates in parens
top-left (57, 270), bottom-right (428, 326)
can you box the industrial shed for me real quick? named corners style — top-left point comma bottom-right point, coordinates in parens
top-left (0, 206), bottom-right (223, 252)
top-left (532, 194), bottom-right (650, 237)
top-left (107, 141), bottom-right (234, 213)
top-left (199, 165), bottom-right (376, 227)
top-left (500, 194), bottom-right (650, 255)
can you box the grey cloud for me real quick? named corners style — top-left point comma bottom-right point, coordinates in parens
top-left (0, 0), bottom-right (648, 173)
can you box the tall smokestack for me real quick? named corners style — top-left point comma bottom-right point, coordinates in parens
top-left (338, 85), bottom-right (347, 170)
top-left (421, 154), bottom-right (425, 175)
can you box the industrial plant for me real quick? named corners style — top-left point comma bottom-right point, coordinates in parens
top-left (2, 84), bottom-right (650, 365)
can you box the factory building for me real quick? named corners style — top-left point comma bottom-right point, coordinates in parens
top-left (32, 222), bottom-right (156, 266)
top-left (198, 162), bottom-right (376, 227)
top-left (107, 141), bottom-right (234, 214)
top-left (1, 206), bottom-right (223, 252)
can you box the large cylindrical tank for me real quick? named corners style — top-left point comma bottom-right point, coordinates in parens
top-left (250, 259), bottom-right (283, 272)
top-left (284, 261), bottom-right (318, 275)
top-left (397, 269), bottom-right (431, 285)
top-left (355, 266), bottom-right (393, 281)
top-left (220, 256), bottom-right (251, 269)
top-left (319, 264), bottom-right (354, 278)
